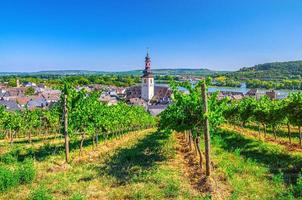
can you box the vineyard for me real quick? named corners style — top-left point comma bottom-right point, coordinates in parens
top-left (0, 81), bottom-right (302, 199)
top-left (159, 80), bottom-right (302, 199)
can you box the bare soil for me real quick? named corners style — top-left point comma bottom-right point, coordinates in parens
top-left (175, 133), bottom-right (231, 200)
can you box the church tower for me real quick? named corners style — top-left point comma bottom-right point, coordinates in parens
top-left (141, 50), bottom-right (154, 101)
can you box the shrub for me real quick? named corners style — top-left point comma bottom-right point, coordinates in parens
top-left (28, 186), bottom-right (53, 200)
top-left (70, 192), bottom-right (85, 200)
top-left (293, 174), bottom-right (302, 197)
top-left (272, 172), bottom-right (284, 185)
top-left (0, 154), bottom-right (17, 164)
top-left (17, 158), bottom-right (36, 184)
top-left (0, 165), bottom-right (18, 192)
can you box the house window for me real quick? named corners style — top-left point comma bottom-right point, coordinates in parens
top-left (144, 79), bottom-right (147, 83)
top-left (150, 79), bottom-right (153, 84)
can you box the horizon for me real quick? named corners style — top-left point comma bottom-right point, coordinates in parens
top-left (0, 66), bottom-right (229, 73)
top-left (2, 59), bottom-right (302, 74)
top-left (1, 0), bottom-right (302, 72)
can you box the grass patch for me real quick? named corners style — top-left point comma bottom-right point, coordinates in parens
top-left (69, 192), bottom-right (86, 200)
top-left (209, 128), bottom-right (302, 199)
top-left (18, 158), bottom-right (36, 184)
top-left (0, 129), bottom-right (199, 199)
top-left (0, 165), bottom-right (18, 192)
top-left (0, 158), bottom-right (36, 193)
top-left (100, 130), bottom-right (198, 199)
top-left (28, 186), bottom-right (53, 200)
top-left (245, 123), bottom-right (302, 142)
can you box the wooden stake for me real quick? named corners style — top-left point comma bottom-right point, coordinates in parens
top-left (287, 122), bottom-right (292, 144)
top-left (63, 94), bottom-right (70, 163)
top-left (201, 80), bottom-right (211, 177)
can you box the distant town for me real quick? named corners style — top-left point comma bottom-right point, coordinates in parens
top-left (0, 52), bottom-right (284, 117)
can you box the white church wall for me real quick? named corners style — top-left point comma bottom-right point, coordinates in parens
top-left (141, 77), bottom-right (154, 101)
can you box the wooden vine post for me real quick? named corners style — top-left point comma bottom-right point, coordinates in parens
top-left (201, 80), bottom-right (211, 177)
top-left (63, 92), bottom-right (70, 163)
top-left (299, 126), bottom-right (302, 147)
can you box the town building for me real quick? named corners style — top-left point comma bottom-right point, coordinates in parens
top-left (148, 104), bottom-right (168, 116)
top-left (0, 81), bottom-right (61, 110)
top-left (217, 91), bottom-right (245, 100)
top-left (141, 51), bottom-right (154, 101)
top-left (99, 92), bottom-right (119, 106)
top-left (125, 51), bottom-right (172, 115)
top-left (0, 100), bottom-right (21, 111)
top-left (265, 90), bottom-right (277, 100)
top-left (23, 81), bottom-right (37, 87)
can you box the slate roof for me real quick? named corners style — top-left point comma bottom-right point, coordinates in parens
top-left (128, 98), bottom-right (147, 107)
top-left (148, 104), bottom-right (168, 116)
top-left (246, 89), bottom-right (259, 96)
top-left (99, 94), bottom-right (118, 105)
top-left (0, 100), bottom-right (21, 111)
top-left (5, 87), bottom-right (26, 97)
top-left (126, 85), bottom-right (172, 101)
top-left (27, 98), bottom-right (48, 109)
top-left (126, 86), bottom-right (141, 99)
top-left (40, 89), bottom-right (61, 102)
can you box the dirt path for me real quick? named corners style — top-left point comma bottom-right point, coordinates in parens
top-left (174, 133), bottom-right (231, 200)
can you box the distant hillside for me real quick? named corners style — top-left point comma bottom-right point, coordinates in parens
top-left (0, 70), bottom-right (105, 76)
top-left (228, 60), bottom-right (302, 80)
top-left (0, 68), bottom-right (226, 77)
top-left (117, 68), bottom-right (225, 76)
top-left (153, 68), bottom-right (222, 76)
top-left (33, 70), bottom-right (107, 75)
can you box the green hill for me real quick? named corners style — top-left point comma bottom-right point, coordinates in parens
top-left (117, 68), bottom-right (224, 76)
top-left (228, 60), bottom-right (302, 80)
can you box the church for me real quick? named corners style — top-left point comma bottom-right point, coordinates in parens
top-left (125, 51), bottom-right (172, 113)
top-left (141, 51), bottom-right (154, 101)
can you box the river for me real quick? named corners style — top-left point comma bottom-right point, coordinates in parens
top-left (157, 83), bottom-right (300, 98)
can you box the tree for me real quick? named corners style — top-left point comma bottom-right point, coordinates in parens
top-left (238, 97), bottom-right (257, 127)
top-left (284, 93), bottom-right (302, 146)
top-left (25, 87), bottom-right (35, 96)
top-left (3, 111), bottom-right (23, 145)
top-left (253, 96), bottom-right (271, 138)
top-left (223, 101), bottom-right (240, 127)
top-left (266, 100), bottom-right (285, 140)
top-left (160, 79), bottom-right (227, 178)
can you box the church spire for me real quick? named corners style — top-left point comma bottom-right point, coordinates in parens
top-left (146, 47), bottom-right (150, 59)
top-left (144, 48), bottom-right (151, 72)
top-left (141, 49), bottom-right (154, 101)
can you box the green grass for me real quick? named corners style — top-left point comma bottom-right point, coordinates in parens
top-left (244, 123), bottom-right (302, 144)
top-left (2, 126), bottom-right (301, 199)
top-left (0, 129), bottom-right (199, 200)
top-left (98, 131), bottom-right (199, 199)
top-left (207, 128), bottom-right (302, 199)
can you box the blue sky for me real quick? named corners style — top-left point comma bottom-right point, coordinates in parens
top-left (0, 0), bottom-right (302, 72)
